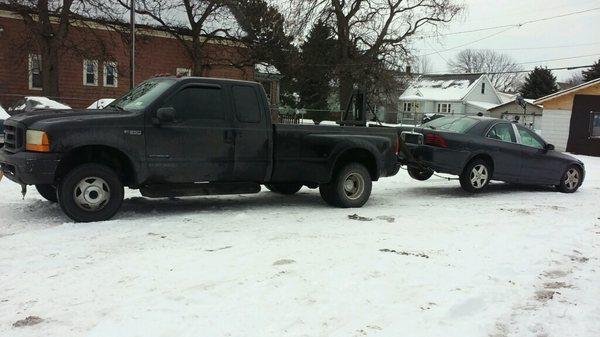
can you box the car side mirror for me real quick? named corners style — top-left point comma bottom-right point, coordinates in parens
top-left (545, 143), bottom-right (555, 151)
top-left (156, 107), bottom-right (176, 123)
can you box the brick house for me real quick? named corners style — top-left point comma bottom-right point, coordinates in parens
top-left (0, 6), bottom-right (279, 109)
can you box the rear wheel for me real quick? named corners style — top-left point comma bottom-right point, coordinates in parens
top-left (556, 165), bottom-right (582, 193)
top-left (35, 184), bottom-right (58, 202)
top-left (265, 183), bottom-right (302, 195)
top-left (58, 163), bottom-right (124, 222)
top-left (459, 159), bottom-right (491, 193)
top-left (319, 163), bottom-right (372, 208)
top-left (407, 166), bottom-right (433, 181)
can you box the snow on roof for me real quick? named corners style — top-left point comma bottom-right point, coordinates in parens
top-left (466, 101), bottom-right (500, 110)
top-left (87, 99), bottom-right (115, 109)
top-left (12, 97), bottom-right (71, 111)
top-left (400, 74), bottom-right (482, 101)
top-left (498, 92), bottom-right (516, 103)
top-left (0, 104), bottom-right (9, 119)
top-left (254, 63), bottom-right (281, 75)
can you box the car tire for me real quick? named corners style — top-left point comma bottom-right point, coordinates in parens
top-left (459, 159), bottom-right (492, 193)
top-left (407, 166), bottom-right (433, 181)
top-left (58, 163), bottom-right (124, 222)
top-left (35, 184), bottom-right (58, 202)
top-left (556, 165), bottom-right (583, 193)
top-left (265, 183), bottom-right (302, 195)
top-left (319, 163), bottom-right (372, 208)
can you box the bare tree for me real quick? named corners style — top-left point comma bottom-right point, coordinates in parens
top-left (448, 49), bottom-right (522, 92)
top-left (283, 0), bottom-right (462, 109)
top-left (415, 55), bottom-right (433, 74)
top-left (565, 71), bottom-right (585, 86)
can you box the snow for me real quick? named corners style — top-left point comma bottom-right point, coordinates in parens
top-left (1, 155), bottom-right (599, 337)
top-left (466, 101), bottom-right (500, 110)
top-left (87, 99), bottom-right (115, 109)
top-left (400, 76), bottom-right (479, 102)
top-left (11, 97), bottom-right (71, 111)
top-left (0, 104), bottom-right (9, 119)
top-left (255, 63), bottom-right (281, 75)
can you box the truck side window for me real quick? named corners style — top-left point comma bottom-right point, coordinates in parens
top-left (163, 87), bottom-right (225, 121)
top-left (232, 85), bottom-right (261, 123)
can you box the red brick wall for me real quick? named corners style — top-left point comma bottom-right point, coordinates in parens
top-left (0, 13), bottom-right (253, 109)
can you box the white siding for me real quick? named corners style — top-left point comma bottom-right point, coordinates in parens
top-left (463, 76), bottom-right (502, 105)
top-left (465, 103), bottom-right (490, 116)
top-left (541, 109), bottom-right (572, 151)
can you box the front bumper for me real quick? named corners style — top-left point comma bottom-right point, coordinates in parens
top-left (0, 150), bottom-right (62, 185)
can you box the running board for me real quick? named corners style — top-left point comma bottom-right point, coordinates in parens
top-left (140, 182), bottom-right (261, 198)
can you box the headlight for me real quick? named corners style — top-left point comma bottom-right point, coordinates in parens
top-left (26, 130), bottom-right (50, 152)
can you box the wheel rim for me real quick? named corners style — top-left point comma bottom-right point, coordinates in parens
top-left (564, 168), bottom-right (580, 190)
top-left (469, 164), bottom-right (489, 189)
top-left (343, 173), bottom-right (365, 200)
top-left (73, 177), bottom-right (111, 211)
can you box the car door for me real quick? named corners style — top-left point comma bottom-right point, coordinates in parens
top-left (514, 125), bottom-right (558, 184)
top-left (230, 84), bottom-right (271, 182)
top-left (482, 122), bottom-right (522, 182)
top-left (145, 83), bottom-right (235, 183)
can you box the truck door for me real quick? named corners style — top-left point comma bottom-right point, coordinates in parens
top-left (146, 83), bottom-right (235, 183)
top-left (230, 84), bottom-right (272, 181)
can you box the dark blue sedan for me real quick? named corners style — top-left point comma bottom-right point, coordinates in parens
top-left (398, 116), bottom-right (585, 193)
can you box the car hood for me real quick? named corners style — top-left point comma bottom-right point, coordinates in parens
top-left (548, 150), bottom-right (584, 165)
top-left (7, 109), bottom-right (128, 128)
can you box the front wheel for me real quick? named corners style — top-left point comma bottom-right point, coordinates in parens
top-left (58, 164), bottom-right (124, 222)
top-left (265, 183), bottom-right (302, 195)
top-left (35, 184), bottom-right (58, 202)
top-left (407, 166), bottom-right (433, 181)
top-left (319, 163), bottom-right (372, 208)
top-left (556, 165), bottom-right (582, 193)
top-left (459, 159), bottom-right (491, 193)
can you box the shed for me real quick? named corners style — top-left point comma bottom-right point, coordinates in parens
top-left (487, 100), bottom-right (543, 130)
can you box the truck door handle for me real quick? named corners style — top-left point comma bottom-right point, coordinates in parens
top-left (224, 130), bottom-right (235, 143)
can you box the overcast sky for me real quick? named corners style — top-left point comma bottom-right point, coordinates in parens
top-left (412, 0), bottom-right (600, 80)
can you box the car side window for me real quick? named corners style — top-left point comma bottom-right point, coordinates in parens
top-left (162, 86), bottom-right (225, 121)
top-left (232, 85), bottom-right (261, 123)
top-left (517, 126), bottom-right (544, 149)
top-left (486, 123), bottom-right (516, 143)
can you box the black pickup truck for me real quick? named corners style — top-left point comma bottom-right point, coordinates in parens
top-left (0, 77), bottom-right (400, 222)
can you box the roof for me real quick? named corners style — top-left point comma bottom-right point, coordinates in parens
top-left (400, 73), bottom-right (484, 101)
top-left (466, 101), bottom-right (500, 110)
top-left (488, 99), bottom-right (541, 111)
top-left (534, 77), bottom-right (600, 104)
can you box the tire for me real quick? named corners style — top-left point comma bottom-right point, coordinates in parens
top-left (319, 163), bottom-right (372, 208)
top-left (35, 184), bottom-right (58, 202)
top-left (459, 159), bottom-right (492, 193)
top-left (265, 183), bottom-right (302, 195)
top-left (407, 166), bottom-right (433, 181)
top-left (556, 165), bottom-right (582, 193)
top-left (57, 163), bottom-right (124, 222)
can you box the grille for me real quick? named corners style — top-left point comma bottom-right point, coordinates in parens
top-left (3, 122), bottom-right (25, 153)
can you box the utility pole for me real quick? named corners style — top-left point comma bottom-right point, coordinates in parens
top-left (129, 0), bottom-right (136, 89)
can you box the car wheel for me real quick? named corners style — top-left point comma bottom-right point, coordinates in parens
top-left (407, 166), bottom-right (433, 181)
top-left (265, 183), bottom-right (302, 195)
top-left (35, 184), bottom-right (58, 202)
top-left (58, 163), bottom-right (124, 222)
top-left (459, 159), bottom-right (491, 193)
top-left (556, 165), bottom-right (582, 193)
top-left (319, 163), bottom-right (372, 208)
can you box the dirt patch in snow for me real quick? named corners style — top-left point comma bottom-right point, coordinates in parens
top-left (379, 249), bottom-right (429, 259)
top-left (273, 259), bottom-right (296, 266)
top-left (348, 214), bottom-right (373, 221)
top-left (543, 281), bottom-right (573, 289)
top-left (13, 316), bottom-right (43, 327)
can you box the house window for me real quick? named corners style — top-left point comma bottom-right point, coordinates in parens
top-left (402, 102), bottom-right (412, 112)
top-left (103, 62), bottom-right (118, 87)
top-left (176, 68), bottom-right (191, 77)
top-left (28, 54), bottom-right (42, 90)
top-left (481, 82), bottom-right (485, 94)
top-left (437, 103), bottom-right (451, 113)
top-left (83, 60), bottom-right (98, 86)
top-left (591, 112), bottom-right (600, 137)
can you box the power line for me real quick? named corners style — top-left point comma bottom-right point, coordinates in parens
top-left (416, 42), bottom-right (600, 52)
top-left (425, 64), bottom-right (593, 76)
top-left (516, 54), bottom-right (600, 65)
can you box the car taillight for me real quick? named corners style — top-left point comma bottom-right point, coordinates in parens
top-left (396, 137), bottom-right (400, 155)
top-left (425, 133), bottom-right (448, 148)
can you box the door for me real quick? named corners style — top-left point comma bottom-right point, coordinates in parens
top-left (145, 84), bottom-right (235, 183)
top-left (514, 124), bottom-right (556, 184)
top-left (231, 84), bottom-right (271, 181)
top-left (483, 122), bottom-right (522, 182)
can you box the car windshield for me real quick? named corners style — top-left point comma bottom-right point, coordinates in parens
top-left (109, 78), bottom-right (176, 112)
top-left (421, 116), bottom-right (479, 133)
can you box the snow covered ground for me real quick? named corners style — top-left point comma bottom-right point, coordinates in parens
top-left (1, 155), bottom-right (599, 337)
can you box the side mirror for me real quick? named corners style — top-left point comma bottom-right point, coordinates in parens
top-left (156, 107), bottom-right (176, 123)
top-left (545, 143), bottom-right (555, 151)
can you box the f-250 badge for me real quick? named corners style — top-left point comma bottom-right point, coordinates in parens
top-left (124, 129), bottom-right (143, 136)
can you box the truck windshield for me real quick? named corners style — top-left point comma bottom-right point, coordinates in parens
top-left (421, 116), bottom-right (479, 133)
top-left (109, 78), bottom-right (176, 111)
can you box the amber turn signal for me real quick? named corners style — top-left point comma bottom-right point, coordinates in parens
top-left (26, 130), bottom-right (50, 152)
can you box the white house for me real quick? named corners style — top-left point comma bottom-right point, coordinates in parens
top-left (398, 74), bottom-right (502, 123)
